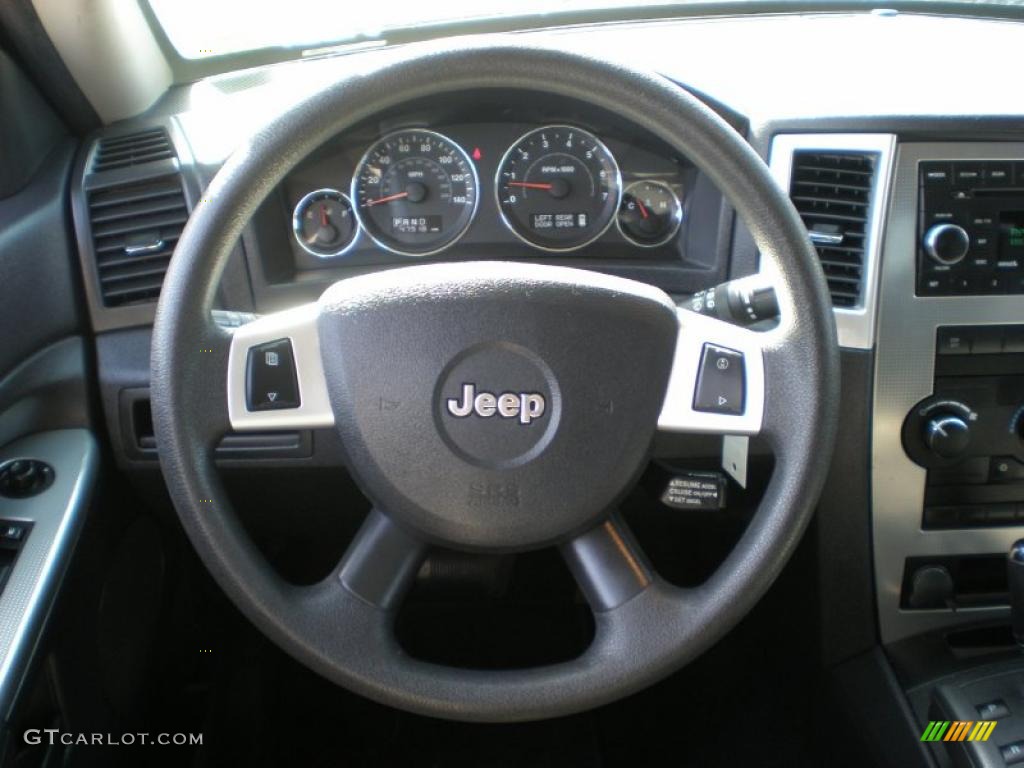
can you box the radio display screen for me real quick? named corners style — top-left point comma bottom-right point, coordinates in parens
top-left (999, 212), bottom-right (1024, 261)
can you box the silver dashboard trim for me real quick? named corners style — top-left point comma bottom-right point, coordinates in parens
top-left (872, 142), bottom-right (1024, 645)
top-left (768, 133), bottom-right (897, 350)
top-left (0, 430), bottom-right (98, 717)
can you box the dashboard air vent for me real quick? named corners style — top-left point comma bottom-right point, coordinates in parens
top-left (87, 174), bottom-right (187, 307)
top-left (788, 151), bottom-right (876, 308)
top-left (92, 128), bottom-right (174, 173)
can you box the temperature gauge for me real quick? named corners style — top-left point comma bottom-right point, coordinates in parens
top-left (293, 188), bottom-right (358, 258)
top-left (617, 180), bottom-right (682, 248)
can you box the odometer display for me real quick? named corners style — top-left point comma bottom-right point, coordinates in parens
top-left (352, 129), bottom-right (478, 256)
top-left (496, 125), bottom-right (621, 252)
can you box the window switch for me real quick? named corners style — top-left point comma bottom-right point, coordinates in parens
top-left (1002, 740), bottom-right (1024, 765)
top-left (246, 339), bottom-right (300, 411)
top-left (693, 343), bottom-right (745, 415)
top-left (978, 699), bottom-right (1010, 720)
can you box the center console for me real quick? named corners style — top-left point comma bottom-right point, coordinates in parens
top-left (874, 142), bottom-right (1024, 646)
top-left (869, 143), bottom-right (1024, 768)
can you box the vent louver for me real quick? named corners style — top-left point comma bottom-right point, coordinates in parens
top-left (92, 128), bottom-right (174, 172)
top-left (788, 151), bottom-right (876, 308)
top-left (87, 174), bottom-right (187, 307)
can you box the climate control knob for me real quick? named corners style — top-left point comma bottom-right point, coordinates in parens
top-left (923, 223), bottom-right (970, 265)
top-left (924, 414), bottom-right (971, 459)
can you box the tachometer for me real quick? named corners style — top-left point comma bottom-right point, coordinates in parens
top-left (352, 129), bottom-right (478, 257)
top-left (495, 125), bottom-right (621, 252)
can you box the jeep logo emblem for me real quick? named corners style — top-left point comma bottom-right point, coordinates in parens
top-left (446, 384), bottom-right (546, 425)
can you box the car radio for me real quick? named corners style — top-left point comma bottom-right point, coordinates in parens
top-left (917, 160), bottom-right (1024, 296)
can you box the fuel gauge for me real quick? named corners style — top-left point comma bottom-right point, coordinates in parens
top-left (293, 188), bottom-right (358, 258)
top-left (617, 180), bottom-right (682, 248)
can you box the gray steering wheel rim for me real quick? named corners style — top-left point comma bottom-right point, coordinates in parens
top-left (151, 40), bottom-right (839, 722)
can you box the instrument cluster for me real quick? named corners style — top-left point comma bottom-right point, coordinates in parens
top-left (283, 120), bottom-right (692, 268)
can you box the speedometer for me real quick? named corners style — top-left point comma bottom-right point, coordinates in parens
top-left (495, 125), bottom-right (621, 252)
top-left (352, 129), bottom-right (478, 257)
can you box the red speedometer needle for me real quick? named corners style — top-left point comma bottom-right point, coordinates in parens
top-left (320, 204), bottom-right (329, 226)
top-left (507, 181), bottom-right (553, 190)
top-left (365, 191), bottom-right (409, 207)
top-left (636, 200), bottom-right (649, 220)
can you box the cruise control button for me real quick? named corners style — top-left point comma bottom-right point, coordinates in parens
top-left (246, 339), bottom-right (300, 411)
top-left (693, 344), bottom-right (745, 415)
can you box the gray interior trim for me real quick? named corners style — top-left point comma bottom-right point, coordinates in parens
top-left (0, 429), bottom-right (98, 718)
top-left (0, 337), bottom-right (91, 451)
top-left (31, 0), bottom-right (172, 122)
top-left (768, 133), bottom-right (896, 350)
top-left (872, 142), bottom-right (1024, 645)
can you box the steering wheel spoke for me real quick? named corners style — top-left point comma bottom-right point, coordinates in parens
top-left (336, 509), bottom-right (428, 611)
top-left (226, 303), bottom-right (334, 432)
top-left (657, 306), bottom-right (768, 437)
top-left (562, 514), bottom-right (654, 612)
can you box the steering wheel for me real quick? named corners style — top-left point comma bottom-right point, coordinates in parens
top-left (151, 41), bottom-right (839, 722)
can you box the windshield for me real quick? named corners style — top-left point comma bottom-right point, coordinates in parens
top-left (148, 0), bottom-right (1024, 61)
top-left (149, 0), bottom-right (702, 59)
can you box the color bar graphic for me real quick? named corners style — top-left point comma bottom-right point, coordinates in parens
top-left (921, 721), bottom-right (996, 742)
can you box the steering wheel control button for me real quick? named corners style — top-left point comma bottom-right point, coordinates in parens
top-left (693, 344), bottom-right (745, 415)
top-left (246, 339), bottom-right (300, 411)
top-left (0, 459), bottom-right (55, 498)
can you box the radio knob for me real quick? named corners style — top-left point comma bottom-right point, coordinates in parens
top-left (924, 414), bottom-right (971, 459)
top-left (924, 223), bottom-right (970, 265)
